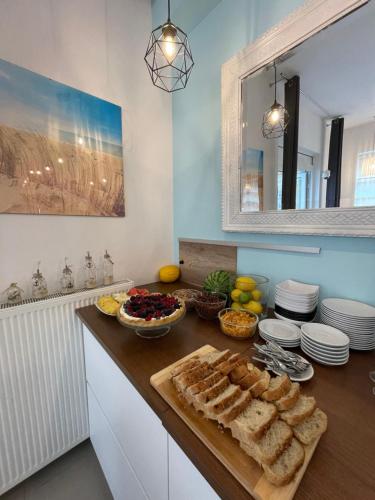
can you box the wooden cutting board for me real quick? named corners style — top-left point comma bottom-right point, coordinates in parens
top-left (150, 345), bottom-right (320, 500)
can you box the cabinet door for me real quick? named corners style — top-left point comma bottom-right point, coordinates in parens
top-left (87, 384), bottom-right (147, 500)
top-left (83, 327), bottom-right (168, 500)
top-left (168, 436), bottom-right (220, 500)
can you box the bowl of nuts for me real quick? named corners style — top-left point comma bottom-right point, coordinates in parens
top-left (194, 292), bottom-right (227, 320)
top-left (218, 308), bottom-right (258, 339)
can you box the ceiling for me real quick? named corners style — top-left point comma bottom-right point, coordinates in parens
top-left (275, 0), bottom-right (375, 128)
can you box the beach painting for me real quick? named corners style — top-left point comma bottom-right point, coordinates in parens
top-left (0, 58), bottom-right (124, 216)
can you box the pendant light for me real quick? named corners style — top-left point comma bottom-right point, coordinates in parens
top-left (144, 0), bottom-right (194, 93)
top-left (262, 62), bottom-right (289, 139)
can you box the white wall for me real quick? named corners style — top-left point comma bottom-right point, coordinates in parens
top-left (0, 0), bottom-right (173, 296)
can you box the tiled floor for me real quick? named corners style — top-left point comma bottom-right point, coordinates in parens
top-left (2, 440), bottom-right (113, 500)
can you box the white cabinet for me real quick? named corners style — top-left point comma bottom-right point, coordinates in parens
top-left (168, 436), bottom-right (220, 500)
top-left (83, 326), bottom-right (168, 500)
top-left (87, 384), bottom-right (147, 500)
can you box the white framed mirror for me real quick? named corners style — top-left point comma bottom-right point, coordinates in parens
top-left (222, 0), bottom-right (375, 236)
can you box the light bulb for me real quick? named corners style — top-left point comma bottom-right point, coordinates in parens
top-left (162, 34), bottom-right (176, 62)
top-left (270, 108), bottom-right (280, 124)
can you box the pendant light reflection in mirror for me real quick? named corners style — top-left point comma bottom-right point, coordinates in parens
top-left (262, 62), bottom-right (289, 139)
top-left (144, 0), bottom-right (194, 93)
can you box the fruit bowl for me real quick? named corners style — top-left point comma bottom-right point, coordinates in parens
top-left (231, 274), bottom-right (269, 319)
top-left (172, 289), bottom-right (199, 311)
top-left (117, 308), bottom-right (186, 338)
top-left (194, 292), bottom-right (227, 320)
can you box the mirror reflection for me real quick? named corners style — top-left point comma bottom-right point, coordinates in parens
top-left (241, 1), bottom-right (375, 212)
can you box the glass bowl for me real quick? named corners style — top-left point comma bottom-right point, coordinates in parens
top-left (218, 308), bottom-right (259, 339)
top-left (194, 292), bottom-right (227, 320)
top-left (117, 308), bottom-right (186, 338)
top-left (172, 288), bottom-right (199, 311)
top-left (232, 274), bottom-right (269, 319)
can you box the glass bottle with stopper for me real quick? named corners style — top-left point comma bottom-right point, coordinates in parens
top-left (60, 258), bottom-right (75, 294)
top-left (103, 250), bottom-right (114, 285)
top-left (84, 251), bottom-right (97, 289)
top-left (2, 283), bottom-right (24, 305)
top-left (32, 262), bottom-right (48, 299)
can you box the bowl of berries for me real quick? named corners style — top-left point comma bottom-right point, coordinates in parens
top-left (117, 293), bottom-right (186, 338)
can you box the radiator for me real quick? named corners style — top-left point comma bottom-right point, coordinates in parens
top-left (0, 279), bottom-right (134, 495)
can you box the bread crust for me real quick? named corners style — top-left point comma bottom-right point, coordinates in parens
top-left (262, 438), bottom-right (305, 486)
top-left (170, 357), bottom-right (200, 378)
top-left (205, 385), bottom-right (242, 415)
top-left (250, 371), bottom-right (271, 397)
top-left (187, 371), bottom-right (222, 396)
top-left (275, 383), bottom-right (300, 412)
top-left (195, 376), bottom-right (230, 403)
top-left (280, 396), bottom-right (316, 426)
top-left (217, 391), bottom-right (252, 426)
top-left (262, 374), bottom-right (292, 402)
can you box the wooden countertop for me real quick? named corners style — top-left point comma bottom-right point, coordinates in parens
top-left (76, 282), bottom-right (375, 500)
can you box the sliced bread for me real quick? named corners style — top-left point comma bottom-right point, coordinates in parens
top-left (229, 364), bottom-right (249, 383)
top-left (200, 349), bottom-right (231, 368)
top-left (250, 370), bottom-right (271, 397)
top-left (186, 371), bottom-right (223, 396)
top-left (173, 362), bottom-right (212, 392)
top-left (203, 384), bottom-right (242, 417)
top-left (237, 365), bottom-right (263, 389)
top-left (280, 395), bottom-right (316, 426)
top-left (217, 390), bottom-right (252, 427)
top-left (275, 382), bottom-right (300, 412)
top-left (240, 419), bottom-right (293, 465)
top-left (261, 374), bottom-right (291, 402)
top-left (293, 408), bottom-right (328, 445)
top-left (170, 357), bottom-right (200, 378)
top-left (195, 376), bottom-right (230, 404)
top-left (217, 355), bottom-right (248, 376)
top-left (262, 438), bottom-right (305, 486)
top-left (230, 399), bottom-right (278, 442)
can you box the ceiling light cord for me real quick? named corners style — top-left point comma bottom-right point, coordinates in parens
top-left (167, 0), bottom-right (171, 22)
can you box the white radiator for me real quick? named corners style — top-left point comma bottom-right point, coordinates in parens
top-left (0, 280), bottom-right (134, 495)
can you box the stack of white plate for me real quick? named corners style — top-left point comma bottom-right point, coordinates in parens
top-left (320, 298), bottom-right (375, 351)
top-left (258, 318), bottom-right (301, 348)
top-left (274, 280), bottom-right (319, 325)
top-left (301, 323), bottom-right (350, 366)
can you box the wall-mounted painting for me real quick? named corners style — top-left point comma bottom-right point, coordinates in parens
top-left (0, 58), bottom-right (124, 216)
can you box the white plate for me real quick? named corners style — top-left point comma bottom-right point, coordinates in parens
top-left (300, 340), bottom-right (349, 361)
top-left (276, 280), bottom-right (319, 297)
top-left (274, 299), bottom-right (318, 314)
top-left (259, 319), bottom-right (301, 341)
top-left (301, 334), bottom-right (349, 354)
top-left (259, 332), bottom-right (300, 348)
top-left (320, 311), bottom-right (375, 326)
top-left (321, 298), bottom-right (375, 318)
top-left (301, 343), bottom-right (349, 365)
top-left (301, 323), bottom-right (349, 348)
top-left (275, 291), bottom-right (319, 304)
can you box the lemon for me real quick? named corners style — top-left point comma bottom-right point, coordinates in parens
top-left (231, 302), bottom-right (242, 311)
top-left (243, 300), bottom-right (263, 315)
top-left (230, 288), bottom-right (242, 302)
top-left (235, 276), bottom-right (257, 292)
top-left (239, 292), bottom-right (251, 304)
top-left (252, 289), bottom-right (263, 302)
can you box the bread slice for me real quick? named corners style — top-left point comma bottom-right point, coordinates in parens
top-left (240, 419), bottom-right (293, 465)
top-left (275, 383), bottom-right (300, 412)
top-left (293, 408), bottom-right (328, 445)
top-left (250, 370), bottom-right (271, 397)
top-left (186, 370), bottom-right (223, 396)
top-left (173, 362), bottom-right (212, 392)
top-left (230, 399), bottom-right (278, 442)
top-left (203, 384), bottom-right (242, 417)
top-left (217, 390), bottom-right (252, 427)
top-left (229, 364), bottom-right (249, 383)
top-left (170, 357), bottom-right (200, 378)
top-left (195, 376), bottom-right (230, 404)
top-left (200, 349), bottom-right (231, 368)
top-left (261, 374), bottom-right (291, 402)
top-left (280, 395), bottom-right (316, 426)
top-left (217, 355), bottom-right (248, 376)
top-left (262, 438), bottom-right (305, 486)
top-left (237, 365), bottom-right (262, 389)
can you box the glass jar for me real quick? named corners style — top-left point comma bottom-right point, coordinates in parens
top-left (84, 251), bottom-right (97, 289)
top-left (2, 283), bottom-right (24, 304)
top-left (31, 264), bottom-right (48, 299)
top-left (103, 250), bottom-right (114, 286)
top-left (60, 258), bottom-right (75, 294)
top-left (232, 274), bottom-right (269, 319)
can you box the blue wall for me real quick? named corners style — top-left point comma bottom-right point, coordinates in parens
top-left (152, 0), bottom-right (375, 305)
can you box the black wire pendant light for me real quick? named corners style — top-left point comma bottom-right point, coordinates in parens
top-left (262, 62), bottom-right (289, 139)
top-left (144, 0), bottom-right (194, 93)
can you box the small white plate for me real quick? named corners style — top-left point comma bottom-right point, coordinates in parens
top-left (301, 334), bottom-right (349, 354)
top-left (259, 319), bottom-right (301, 341)
top-left (301, 341), bottom-right (349, 364)
top-left (271, 354), bottom-right (314, 382)
top-left (276, 280), bottom-right (320, 297)
top-left (321, 298), bottom-right (375, 318)
top-left (274, 311), bottom-right (316, 326)
top-left (301, 323), bottom-right (349, 348)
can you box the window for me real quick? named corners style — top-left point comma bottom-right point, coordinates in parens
top-left (354, 151), bottom-right (375, 207)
